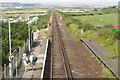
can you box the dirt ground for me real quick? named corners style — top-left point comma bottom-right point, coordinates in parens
top-left (55, 13), bottom-right (103, 78)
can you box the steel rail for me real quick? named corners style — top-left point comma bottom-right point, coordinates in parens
top-left (51, 11), bottom-right (73, 80)
top-left (54, 14), bottom-right (73, 80)
top-left (50, 11), bottom-right (54, 80)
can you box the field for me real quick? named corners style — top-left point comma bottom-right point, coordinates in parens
top-left (1, 9), bottom-right (47, 18)
top-left (73, 13), bottom-right (118, 26)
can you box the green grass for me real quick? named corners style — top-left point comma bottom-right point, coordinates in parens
top-left (102, 7), bottom-right (118, 13)
top-left (66, 23), bottom-right (81, 38)
top-left (67, 12), bottom-right (93, 15)
top-left (73, 13), bottom-right (118, 26)
top-left (96, 58), bottom-right (101, 65)
top-left (91, 55), bottom-right (95, 59)
top-left (102, 67), bottom-right (116, 78)
top-left (80, 30), bottom-right (118, 58)
top-left (94, 55), bottom-right (116, 78)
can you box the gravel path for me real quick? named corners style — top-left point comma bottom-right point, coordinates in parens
top-left (56, 13), bottom-right (103, 78)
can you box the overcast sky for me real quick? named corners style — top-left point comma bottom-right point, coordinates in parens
top-left (0, 0), bottom-right (119, 4)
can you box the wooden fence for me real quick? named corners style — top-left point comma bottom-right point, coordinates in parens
top-left (2, 39), bottom-right (30, 78)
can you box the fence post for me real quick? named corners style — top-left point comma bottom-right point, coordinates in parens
top-left (27, 39), bottom-right (28, 50)
top-left (13, 57), bottom-right (15, 71)
top-left (24, 41), bottom-right (25, 52)
top-left (32, 32), bottom-right (33, 46)
top-left (25, 40), bottom-right (27, 52)
top-left (31, 31), bottom-right (33, 47)
top-left (7, 66), bottom-right (9, 78)
top-left (4, 64), bottom-right (6, 78)
top-left (19, 47), bottom-right (21, 56)
top-left (26, 39), bottom-right (28, 51)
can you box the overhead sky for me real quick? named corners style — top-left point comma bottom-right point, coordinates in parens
top-left (0, 0), bottom-right (119, 4)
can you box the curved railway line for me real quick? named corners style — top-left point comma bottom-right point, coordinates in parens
top-left (50, 11), bottom-right (73, 80)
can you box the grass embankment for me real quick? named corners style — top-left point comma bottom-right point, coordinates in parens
top-left (56, 10), bottom-right (118, 78)
top-left (70, 12), bottom-right (118, 59)
top-left (58, 10), bottom-right (119, 59)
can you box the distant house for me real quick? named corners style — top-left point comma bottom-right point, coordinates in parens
top-left (25, 17), bottom-right (30, 21)
top-left (18, 17), bottom-right (23, 21)
top-left (84, 9), bottom-right (90, 12)
top-left (79, 11), bottom-right (84, 13)
top-left (1, 18), bottom-right (8, 22)
top-left (9, 18), bottom-right (14, 20)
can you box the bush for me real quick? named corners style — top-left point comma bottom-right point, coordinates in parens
top-left (79, 23), bottom-right (95, 30)
top-left (2, 54), bottom-right (9, 66)
top-left (37, 10), bottom-right (51, 30)
top-left (2, 21), bottom-right (28, 65)
top-left (104, 24), bottom-right (114, 28)
top-left (98, 28), bottom-right (113, 39)
top-left (65, 22), bottom-right (72, 28)
top-left (113, 29), bottom-right (120, 40)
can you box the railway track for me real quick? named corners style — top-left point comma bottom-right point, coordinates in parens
top-left (51, 11), bottom-right (73, 80)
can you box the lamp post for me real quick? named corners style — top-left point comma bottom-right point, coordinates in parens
top-left (27, 17), bottom-right (38, 53)
top-left (42, 20), bottom-right (46, 38)
top-left (8, 20), bottom-right (19, 78)
top-left (9, 20), bottom-right (12, 79)
top-left (27, 22), bottom-right (31, 53)
top-left (26, 17), bottom-right (30, 53)
top-left (27, 19), bottom-right (33, 53)
top-left (31, 30), bottom-right (33, 47)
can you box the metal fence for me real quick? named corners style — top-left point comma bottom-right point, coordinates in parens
top-left (2, 39), bottom-right (29, 78)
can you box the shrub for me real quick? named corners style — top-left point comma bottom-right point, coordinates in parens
top-left (104, 24), bottom-right (114, 28)
top-left (98, 28), bottom-right (113, 39)
top-left (113, 29), bottom-right (120, 40)
top-left (79, 23), bottom-right (95, 30)
top-left (65, 22), bottom-right (72, 28)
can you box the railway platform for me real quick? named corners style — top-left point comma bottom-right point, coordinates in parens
top-left (80, 39), bottom-right (119, 79)
top-left (22, 39), bottom-right (47, 78)
top-left (16, 38), bottom-right (47, 79)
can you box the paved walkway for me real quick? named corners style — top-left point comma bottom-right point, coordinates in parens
top-left (16, 38), bottom-right (47, 79)
top-left (22, 38), bottom-right (47, 78)
top-left (80, 38), bottom-right (119, 79)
